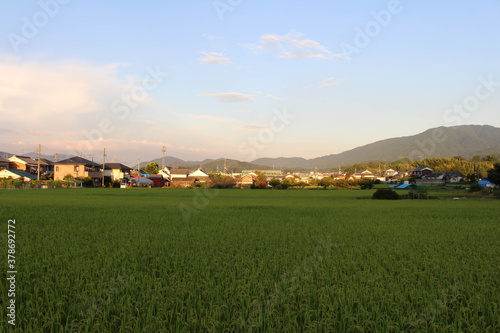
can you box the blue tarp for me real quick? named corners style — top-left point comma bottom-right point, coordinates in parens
top-left (478, 180), bottom-right (493, 188)
top-left (396, 184), bottom-right (421, 189)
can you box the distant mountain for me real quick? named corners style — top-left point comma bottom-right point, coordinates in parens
top-left (137, 156), bottom-right (270, 172)
top-left (252, 125), bottom-right (500, 169)
top-left (0, 151), bottom-right (72, 162)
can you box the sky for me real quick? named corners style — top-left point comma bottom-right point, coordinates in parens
top-left (1, 0), bottom-right (499, 165)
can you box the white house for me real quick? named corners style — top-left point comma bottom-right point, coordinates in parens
top-left (188, 169), bottom-right (210, 182)
top-left (104, 163), bottom-right (133, 181)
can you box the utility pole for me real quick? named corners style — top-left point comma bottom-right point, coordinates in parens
top-left (138, 156), bottom-right (141, 178)
top-left (223, 158), bottom-right (227, 174)
top-left (54, 153), bottom-right (58, 162)
top-left (102, 148), bottom-right (106, 187)
top-left (162, 146), bottom-right (166, 170)
top-left (91, 152), bottom-right (94, 162)
top-left (37, 144), bottom-right (41, 181)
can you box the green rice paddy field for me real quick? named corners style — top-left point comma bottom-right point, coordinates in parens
top-left (0, 188), bottom-right (499, 332)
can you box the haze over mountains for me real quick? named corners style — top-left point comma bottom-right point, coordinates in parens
top-left (3, 125), bottom-right (500, 172)
top-left (143, 125), bottom-right (500, 171)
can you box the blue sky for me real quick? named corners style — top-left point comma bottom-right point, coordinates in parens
top-left (1, 0), bottom-right (499, 164)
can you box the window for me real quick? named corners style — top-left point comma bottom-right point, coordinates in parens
top-left (56, 166), bottom-right (59, 172)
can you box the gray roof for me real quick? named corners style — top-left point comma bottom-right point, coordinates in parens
top-left (104, 163), bottom-right (133, 171)
top-left (56, 156), bottom-right (101, 166)
top-left (412, 166), bottom-right (432, 171)
top-left (11, 155), bottom-right (48, 166)
top-left (1, 169), bottom-right (37, 180)
top-left (0, 157), bottom-right (9, 163)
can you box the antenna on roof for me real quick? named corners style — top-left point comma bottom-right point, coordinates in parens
top-left (91, 152), bottom-right (94, 162)
top-left (54, 153), bottom-right (58, 162)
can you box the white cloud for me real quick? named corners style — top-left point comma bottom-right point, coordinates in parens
top-left (199, 51), bottom-right (232, 65)
top-left (234, 109), bottom-right (251, 113)
top-left (316, 77), bottom-right (343, 89)
top-left (0, 55), bottom-right (130, 125)
top-left (200, 92), bottom-right (254, 103)
top-left (249, 31), bottom-right (345, 60)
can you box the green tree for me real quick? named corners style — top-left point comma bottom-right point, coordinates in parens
top-left (318, 177), bottom-right (333, 189)
top-left (144, 162), bottom-right (159, 174)
top-left (280, 178), bottom-right (292, 189)
top-left (487, 163), bottom-right (500, 186)
top-left (269, 178), bottom-right (281, 189)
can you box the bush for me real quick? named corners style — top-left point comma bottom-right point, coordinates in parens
top-left (358, 179), bottom-right (373, 190)
top-left (494, 189), bottom-right (500, 200)
top-left (468, 182), bottom-right (482, 193)
top-left (112, 180), bottom-right (121, 188)
top-left (372, 188), bottom-right (400, 200)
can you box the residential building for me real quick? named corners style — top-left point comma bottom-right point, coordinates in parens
top-left (410, 167), bottom-right (433, 177)
top-left (0, 169), bottom-right (37, 181)
top-left (104, 163), bottom-right (133, 182)
top-left (170, 169), bottom-right (189, 178)
top-left (8, 155), bottom-right (50, 174)
top-left (188, 169), bottom-right (210, 182)
top-left (384, 168), bottom-right (398, 177)
top-left (0, 157), bottom-right (9, 170)
top-left (54, 156), bottom-right (103, 183)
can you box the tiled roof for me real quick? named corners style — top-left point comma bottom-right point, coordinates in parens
top-left (55, 156), bottom-right (101, 166)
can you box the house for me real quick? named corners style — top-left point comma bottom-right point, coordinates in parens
top-left (8, 155), bottom-right (50, 174)
top-left (352, 170), bottom-right (375, 179)
top-left (188, 169), bottom-right (210, 182)
top-left (236, 174), bottom-right (254, 187)
top-left (104, 163), bottom-right (133, 182)
top-left (410, 167), bottom-right (433, 177)
top-left (170, 176), bottom-right (198, 188)
top-left (0, 169), bottom-right (37, 181)
top-left (170, 169), bottom-right (189, 180)
top-left (448, 173), bottom-right (464, 183)
top-left (39, 158), bottom-right (54, 174)
top-left (0, 157), bottom-right (9, 170)
top-left (422, 172), bottom-right (447, 180)
top-left (159, 167), bottom-right (171, 180)
top-left (54, 156), bottom-right (103, 184)
top-left (384, 168), bottom-right (398, 177)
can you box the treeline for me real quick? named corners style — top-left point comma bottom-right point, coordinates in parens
top-left (341, 155), bottom-right (499, 178)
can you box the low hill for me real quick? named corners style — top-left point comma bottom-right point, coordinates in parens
top-left (253, 125), bottom-right (500, 169)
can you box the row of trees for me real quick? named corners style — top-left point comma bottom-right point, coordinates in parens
top-left (342, 156), bottom-right (497, 180)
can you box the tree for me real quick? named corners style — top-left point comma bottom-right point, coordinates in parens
top-left (487, 163), bottom-right (500, 186)
top-left (318, 177), bottom-right (333, 189)
top-left (144, 162), bottom-right (159, 174)
top-left (280, 178), bottom-right (292, 189)
top-left (254, 171), bottom-right (268, 185)
top-left (357, 178), bottom-right (373, 189)
top-left (269, 178), bottom-right (281, 189)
